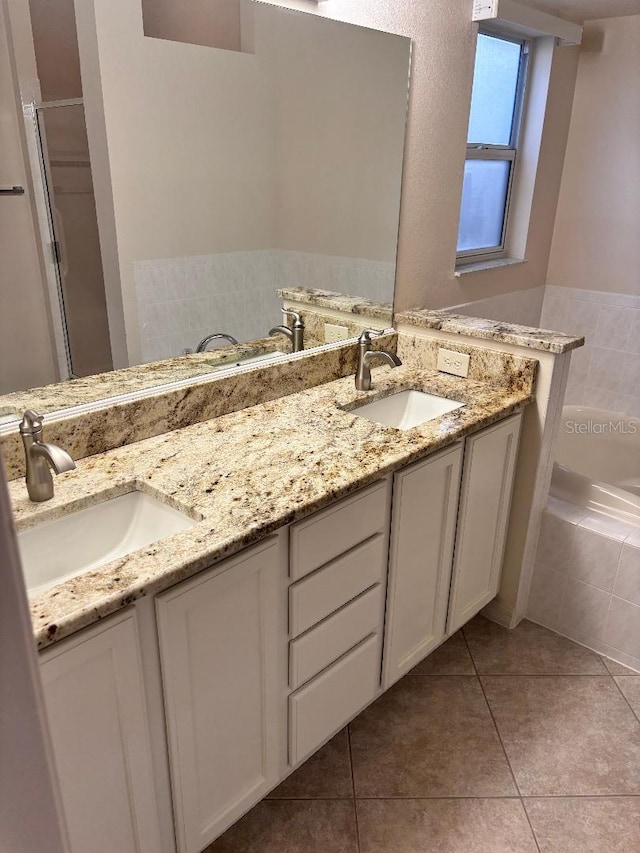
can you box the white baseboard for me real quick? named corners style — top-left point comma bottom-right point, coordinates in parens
top-left (481, 599), bottom-right (517, 629)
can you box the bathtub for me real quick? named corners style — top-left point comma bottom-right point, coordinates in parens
top-left (551, 406), bottom-right (640, 527)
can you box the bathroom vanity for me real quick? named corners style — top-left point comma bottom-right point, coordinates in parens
top-left (20, 354), bottom-right (529, 853)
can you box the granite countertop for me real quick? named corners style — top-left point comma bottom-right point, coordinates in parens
top-left (278, 286), bottom-right (393, 323)
top-left (0, 333), bottom-right (320, 422)
top-left (10, 364), bottom-right (534, 649)
top-left (396, 308), bottom-right (585, 354)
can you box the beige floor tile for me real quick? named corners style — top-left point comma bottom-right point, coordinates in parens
top-left (357, 799), bottom-right (538, 853)
top-left (409, 631), bottom-right (475, 676)
top-left (268, 729), bottom-right (352, 799)
top-left (350, 675), bottom-right (517, 797)
top-left (525, 797), bottom-right (640, 852)
top-left (615, 676), bottom-right (640, 718)
top-left (204, 800), bottom-right (357, 852)
top-left (463, 616), bottom-right (607, 674)
top-left (482, 675), bottom-right (640, 795)
top-left (602, 656), bottom-right (640, 675)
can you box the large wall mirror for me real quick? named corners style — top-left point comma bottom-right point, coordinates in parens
top-left (1, 0), bottom-right (411, 423)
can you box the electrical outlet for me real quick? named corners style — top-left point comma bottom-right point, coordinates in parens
top-left (437, 348), bottom-right (470, 378)
top-left (324, 323), bottom-right (349, 343)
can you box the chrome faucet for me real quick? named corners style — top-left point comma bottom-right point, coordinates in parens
top-left (269, 308), bottom-right (305, 353)
top-left (355, 329), bottom-right (402, 391)
top-left (196, 332), bottom-right (239, 352)
top-left (20, 410), bottom-right (76, 502)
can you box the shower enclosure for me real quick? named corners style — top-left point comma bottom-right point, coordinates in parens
top-left (31, 99), bottom-right (112, 379)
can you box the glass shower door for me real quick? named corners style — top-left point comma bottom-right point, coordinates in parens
top-left (36, 102), bottom-right (113, 378)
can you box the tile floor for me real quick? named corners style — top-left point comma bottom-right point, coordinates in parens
top-left (207, 616), bottom-right (640, 852)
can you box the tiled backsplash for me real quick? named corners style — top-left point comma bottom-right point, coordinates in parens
top-left (541, 286), bottom-right (640, 418)
top-left (134, 250), bottom-right (395, 362)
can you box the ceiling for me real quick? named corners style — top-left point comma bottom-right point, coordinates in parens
top-left (517, 0), bottom-right (640, 22)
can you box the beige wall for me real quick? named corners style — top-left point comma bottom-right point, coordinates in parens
top-left (547, 15), bottom-right (640, 295)
top-left (142, 0), bottom-right (242, 52)
top-left (75, 0), bottom-right (278, 364)
top-left (29, 0), bottom-right (81, 101)
top-left (273, 10), bottom-right (408, 262)
top-left (76, 0), bottom-right (410, 363)
top-left (267, 0), bottom-right (580, 313)
top-left (0, 0), bottom-right (58, 395)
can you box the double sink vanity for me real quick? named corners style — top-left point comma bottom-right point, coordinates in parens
top-left (6, 328), bottom-right (539, 853)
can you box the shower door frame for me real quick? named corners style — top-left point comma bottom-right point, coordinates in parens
top-left (23, 97), bottom-right (90, 382)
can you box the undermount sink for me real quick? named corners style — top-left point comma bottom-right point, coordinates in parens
top-left (18, 491), bottom-right (196, 594)
top-left (352, 389), bottom-right (465, 431)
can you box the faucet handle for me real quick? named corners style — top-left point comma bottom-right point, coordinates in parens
top-left (358, 329), bottom-right (385, 344)
top-left (281, 308), bottom-right (304, 327)
top-left (20, 409), bottom-right (44, 436)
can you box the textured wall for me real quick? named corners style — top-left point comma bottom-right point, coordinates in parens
top-left (547, 16), bottom-right (640, 296)
top-left (269, 0), bottom-right (580, 314)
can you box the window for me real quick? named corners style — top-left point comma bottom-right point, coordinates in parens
top-left (457, 32), bottom-right (529, 264)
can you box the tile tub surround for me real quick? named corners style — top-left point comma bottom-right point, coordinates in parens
top-left (541, 284), bottom-right (640, 418)
top-left (528, 496), bottom-right (640, 673)
top-left (396, 307), bottom-right (584, 354)
top-left (0, 333), bottom-right (395, 482)
top-left (9, 359), bottom-right (536, 648)
top-left (207, 617), bottom-right (640, 852)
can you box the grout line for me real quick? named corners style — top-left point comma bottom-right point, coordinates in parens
top-left (347, 725), bottom-right (361, 853)
top-left (406, 672), bottom-right (613, 678)
top-left (610, 675), bottom-right (640, 724)
top-left (520, 796), bottom-right (542, 852)
top-left (462, 631), bottom-right (542, 853)
top-left (350, 793), bottom-right (640, 800)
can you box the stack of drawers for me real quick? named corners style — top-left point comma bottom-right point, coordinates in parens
top-left (286, 480), bottom-right (390, 765)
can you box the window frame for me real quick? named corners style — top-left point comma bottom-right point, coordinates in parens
top-left (457, 30), bottom-right (530, 266)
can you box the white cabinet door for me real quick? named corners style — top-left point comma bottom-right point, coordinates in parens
top-left (382, 443), bottom-right (463, 688)
top-left (40, 610), bottom-right (163, 853)
top-left (447, 413), bottom-right (522, 635)
top-left (156, 536), bottom-right (284, 853)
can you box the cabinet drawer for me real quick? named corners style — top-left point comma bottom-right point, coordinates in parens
top-left (289, 584), bottom-right (383, 689)
top-left (289, 480), bottom-right (388, 580)
top-left (289, 533), bottom-right (386, 637)
top-left (289, 634), bottom-right (380, 766)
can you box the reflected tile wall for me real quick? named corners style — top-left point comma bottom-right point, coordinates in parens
top-left (277, 250), bottom-right (395, 306)
top-left (134, 250), bottom-right (395, 362)
top-left (541, 286), bottom-right (640, 418)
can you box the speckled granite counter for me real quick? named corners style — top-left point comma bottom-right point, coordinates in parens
top-left (396, 308), bottom-right (584, 354)
top-left (278, 286), bottom-right (393, 323)
top-left (0, 333), bottom-right (322, 422)
top-left (9, 355), bottom-right (536, 649)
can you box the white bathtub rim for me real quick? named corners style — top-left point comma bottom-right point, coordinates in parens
top-left (551, 462), bottom-right (640, 529)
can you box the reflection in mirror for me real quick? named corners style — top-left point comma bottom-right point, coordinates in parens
top-left (1, 0), bottom-right (410, 421)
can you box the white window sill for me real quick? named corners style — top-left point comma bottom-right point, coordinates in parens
top-left (455, 257), bottom-right (526, 277)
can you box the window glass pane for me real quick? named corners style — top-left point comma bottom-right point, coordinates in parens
top-left (468, 34), bottom-right (522, 146)
top-left (457, 159), bottom-right (511, 253)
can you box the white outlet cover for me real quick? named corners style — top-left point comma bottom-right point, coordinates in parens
top-left (437, 348), bottom-right (470, 378)
top-left (324, 323), bottom-right (349, 343)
